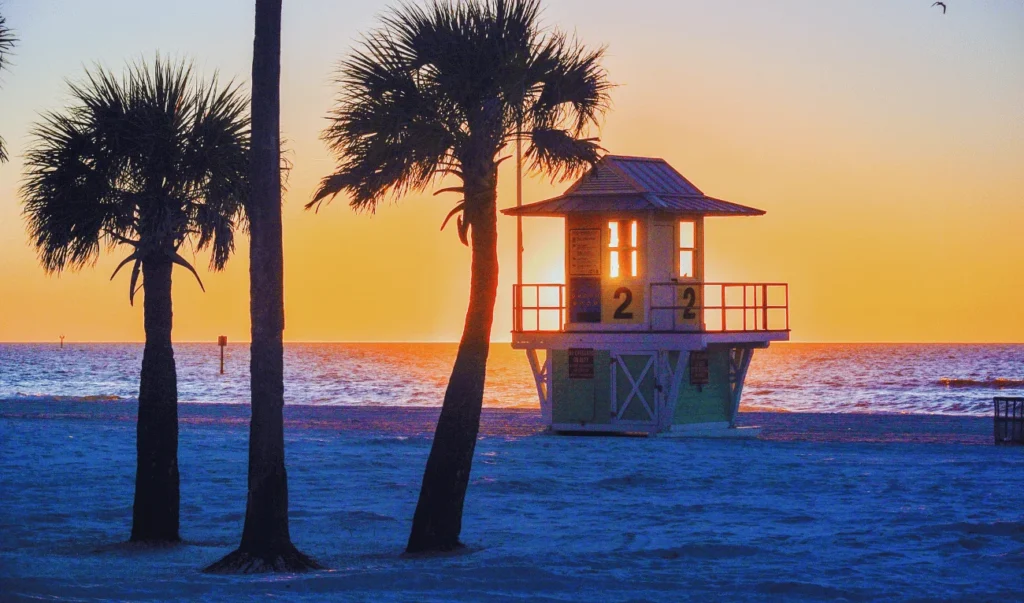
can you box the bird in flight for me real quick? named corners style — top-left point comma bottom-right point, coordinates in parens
top-left (932, 2), bottom-right (947, 13)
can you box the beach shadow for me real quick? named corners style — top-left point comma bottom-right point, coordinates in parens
top-left (92, 539), bottom-right (231, 555)
top-left (397, 543), bottom-right (485, 560)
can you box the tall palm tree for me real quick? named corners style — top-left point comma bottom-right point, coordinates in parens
top-left (0, 11), bottom-right (17, 163)
top-left (205, 0), bottom-right (318, 572)
top-left (21, 57), bottom-right (250, 543)
top-left (311, 0), bottom-right (611, 553)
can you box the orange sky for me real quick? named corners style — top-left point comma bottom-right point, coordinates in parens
top-left (0, 0), bottom-right (1022, 343)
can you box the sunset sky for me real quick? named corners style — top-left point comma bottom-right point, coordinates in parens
top-left (0, 0), bottom-right (1021, 343)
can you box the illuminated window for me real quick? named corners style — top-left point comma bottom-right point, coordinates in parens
top-left (608, 219), bottom-right (638, 278)
top-left (630, 221), bottom-right (638, 276)
top-left (679, 220), bottom-right (695, 278)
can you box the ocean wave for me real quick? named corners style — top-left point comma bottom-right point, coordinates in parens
top-left (5, 393), bottom-right (124, 402)
top-left (5, 343), bottom-right (1023, 417)
top-left (739, 404), bottom-right (790, 413)
top-left (937, 378), bottom-right (1024, 389)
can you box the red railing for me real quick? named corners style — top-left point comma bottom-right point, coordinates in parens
top-left (513, 282), bottom-right (789, 333)
top-left (649, 282), bottom-right (789, 333)
top-left (513, 284), bottom-right (566, 333)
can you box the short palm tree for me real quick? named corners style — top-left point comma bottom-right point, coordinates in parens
top-left (21, 57), bottom-right (250, 543)
top-left (311, 0), bottom-right (611, 552)
top-left (0, 11), bottom-right (17, 163)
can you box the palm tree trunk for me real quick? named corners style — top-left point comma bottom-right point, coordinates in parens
top-left (407, 163), bottom-right (499, 553)
top-left (130, 258), bottom-right (180, 543)
top-left (205, 0), bottom-right (317, 572)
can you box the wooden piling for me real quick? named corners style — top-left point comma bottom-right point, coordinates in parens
top-left (218, 336), bottom-right (227, 375)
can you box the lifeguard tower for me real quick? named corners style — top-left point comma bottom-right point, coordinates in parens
top-left (504, 155), bottom-right (789, 436)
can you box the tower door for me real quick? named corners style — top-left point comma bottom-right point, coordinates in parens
top-left (610, 351), bottom-right (659, 425)
top-left (649, 221), bottom-right (675, 331)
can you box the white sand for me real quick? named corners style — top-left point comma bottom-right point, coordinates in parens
top-left (1, 399), bottom-right (1022, 602)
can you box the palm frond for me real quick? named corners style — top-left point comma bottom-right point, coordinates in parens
top-left (525, 128), bottom-right (603, 182)
top-left (0, 12), bottom-right (15, 72)
top-left (21, 55), bottom-right (250, 292)
top-left (171, 252), bottom-right (205, 292)
top-left (110, 250), bottom-right (142, 280)
top-left (440, 199), bottom-right (466, 231)
top-left (312, 28), bottom-right (458, 211)
top-left (183, 72), bottom-right (250, 270)
top-left (316, 0), bottom-right (611, 219)
top-left (128, 254), bottom-right (143, 305)
top-left (109, 250), bottom-right (143, 305)
top-left (0, 12), bottom-right (17, 163)
top-left (21, 108), bottom-right (122, 272)
top-left (527, 36), bottom-right (611, 136)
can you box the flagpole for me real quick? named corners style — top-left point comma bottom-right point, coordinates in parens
top-left (516, 98), bottom-right (523, 298)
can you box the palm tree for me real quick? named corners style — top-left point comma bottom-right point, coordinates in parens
top-left (204, 0), bottom-right (318, 572)
top-left (21, 57), bottom-right (250, 543)
top-left (0, 11), bottom-right (17, 163)
top-left (311, 0), bottom-right (611, 553)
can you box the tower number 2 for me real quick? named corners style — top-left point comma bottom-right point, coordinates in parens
top-left (681, 286), bottom-right (697, 319)
top-left (613, 287), bottom-right (634, 319)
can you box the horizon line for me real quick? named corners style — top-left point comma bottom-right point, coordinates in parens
top-left (2, 340), bottom-right (1022, 346)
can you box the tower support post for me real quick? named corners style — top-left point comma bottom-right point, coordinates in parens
top-left (525, 348), bottom-right (552, 424)
top-left (728, 347), bottom-right (754, 427)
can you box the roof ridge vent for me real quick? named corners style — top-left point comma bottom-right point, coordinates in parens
top-left (566, 161), bottom-right (639, 196)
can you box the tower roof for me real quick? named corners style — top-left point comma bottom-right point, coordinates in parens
top-left (502, 155), bottom-right (765, 217)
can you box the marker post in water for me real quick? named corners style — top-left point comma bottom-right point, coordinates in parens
top-left (218, 335), bottom-right (227, 374)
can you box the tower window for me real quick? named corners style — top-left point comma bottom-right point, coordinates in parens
top-left (679, 220), bottom-right (695, 278)
top-left (608, 219), bottom-right (639, 278)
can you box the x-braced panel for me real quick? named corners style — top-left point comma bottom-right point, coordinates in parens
top-left (656, 350), bottom-right (690, 432)
top-left (611, 353), bottom-right (656, 422)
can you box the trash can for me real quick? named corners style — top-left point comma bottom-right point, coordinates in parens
top-left (994, 397), bottom-right (1024, 445)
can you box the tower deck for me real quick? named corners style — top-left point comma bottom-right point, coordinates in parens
top-left (511, 281), bottom-right (789, 436)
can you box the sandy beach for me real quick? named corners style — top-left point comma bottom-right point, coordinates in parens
top-left (1, 399), bottom-right (1021, 602)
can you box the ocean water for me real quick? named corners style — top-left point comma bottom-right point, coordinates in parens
top-left (0, 342), bottom-right (1022, 416)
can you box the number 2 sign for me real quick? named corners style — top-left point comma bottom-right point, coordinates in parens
top-left (602, 283), bottom-right (644, 324)
top-left (676, 285), bottom-right (702, 329)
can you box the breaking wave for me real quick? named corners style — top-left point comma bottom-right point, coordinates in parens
top-left (6, 393), bottom-right (124, 402)
top-left (937, 378), bottom-right (1024, 389)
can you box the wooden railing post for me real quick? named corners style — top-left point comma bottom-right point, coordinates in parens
top-left (743, 286), bottom-right (747, 331)
top-left (721, 284), bottom-right (726, 332)
top-left (785, 285), bottom-right (790, 330)
top-left (513, 284), bottom-right (518, 333)
top-left (761, 284), bottom-right (768, 332)
top-left (561, 284), bottom-right (569, 331)
top-left (539, 285), bottom-right (543, 331)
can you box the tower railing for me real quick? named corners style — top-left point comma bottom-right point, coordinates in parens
top-left (513, 284), bottom-right (566, 333)
top-left (649, 282), bottom-right (789, 333)
top-left (513, 282), bottom-right (788, 333)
